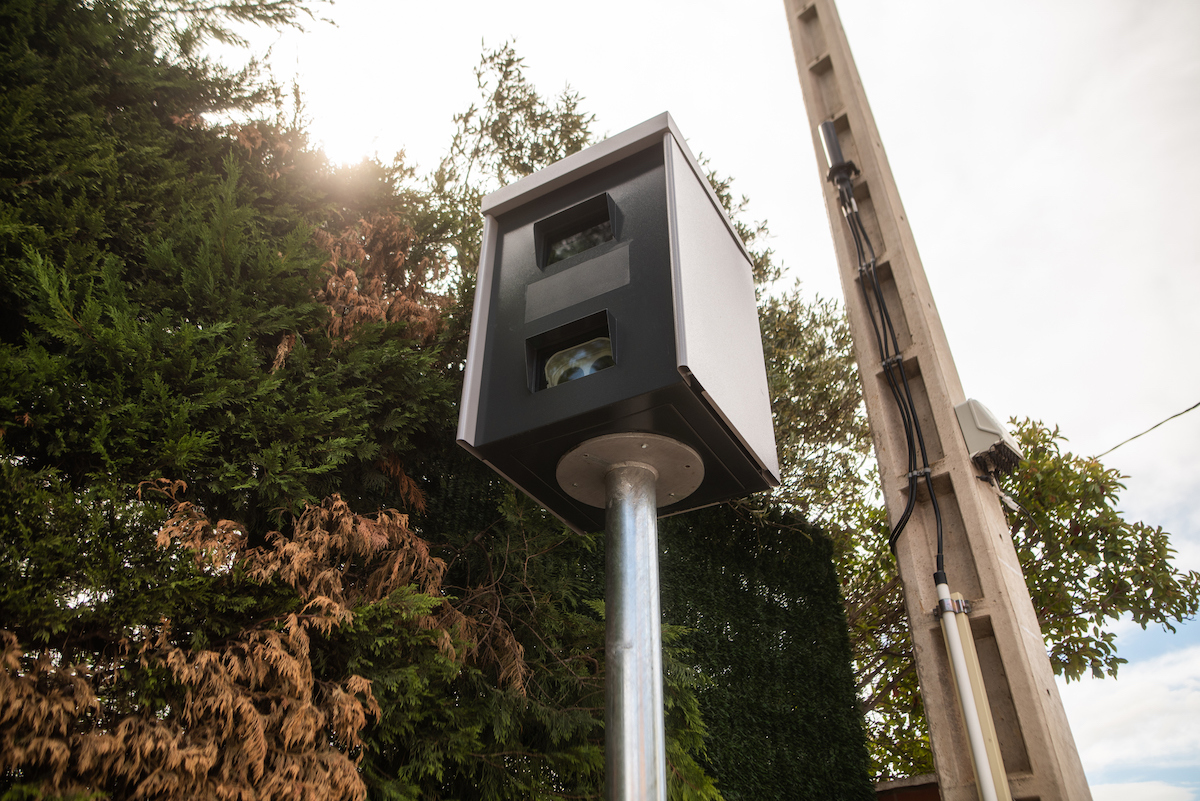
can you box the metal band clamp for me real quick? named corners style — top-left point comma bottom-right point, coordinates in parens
top-left (934, 597), bottom-right (971, 618)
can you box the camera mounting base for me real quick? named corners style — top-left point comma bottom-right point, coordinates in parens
top-left (556, 433), bottom-right (705, 509)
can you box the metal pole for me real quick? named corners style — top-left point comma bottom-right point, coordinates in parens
top-left (605, 461), bottom-right (667, 801)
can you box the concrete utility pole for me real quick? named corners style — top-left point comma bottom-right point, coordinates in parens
top-left (782, 2), bottom-right (1092, 799)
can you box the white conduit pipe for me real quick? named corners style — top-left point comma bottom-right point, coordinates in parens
top-left (936, 581), bottom-right (1000, 801)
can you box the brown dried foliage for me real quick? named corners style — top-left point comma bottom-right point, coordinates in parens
top-left (313, 213), bottom-right (449, 343)
top-left (1, 621), bottom-right (372, 801)
top-left (375, 454), bottom-right (426, 514)
top-left (270, 332), bottom-right (296, 374)
top-left (242, 494), bottom-right (528, 691)
top-left (1, 484), bottom-right (528, 799)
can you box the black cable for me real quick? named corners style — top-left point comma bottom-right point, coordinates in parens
top-left (1096, 399), bottom-right (1200, 458)
top-left (829, 171), bottom-right (945, 579)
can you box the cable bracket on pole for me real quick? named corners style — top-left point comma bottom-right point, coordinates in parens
top-left (935, 597), bottom-right (971, 618)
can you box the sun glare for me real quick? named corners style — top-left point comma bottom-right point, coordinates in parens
top-left (310, 118), bottom-right (387, 166)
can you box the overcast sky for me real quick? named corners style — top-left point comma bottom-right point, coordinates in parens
top-left (224, 1), bottom-right (1200, 797)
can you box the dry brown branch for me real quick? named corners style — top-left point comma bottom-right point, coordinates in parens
top-left (313, 213), bottom-right (449, 343)
top-left (1, 477), bottom-right (537, 798)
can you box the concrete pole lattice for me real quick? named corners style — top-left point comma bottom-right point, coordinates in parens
top-left (781, 2), bottom-right (1092, 799)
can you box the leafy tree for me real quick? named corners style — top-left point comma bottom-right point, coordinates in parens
top-left (836, 504), bottom-right (933, 779)
top-left (424, 41), bottom-right (596, 346)
top-left (700, 155), bottom-right (926, 781)
top-left (835, 418), bottom-right (1200, 779)
top-left (759, 290), bottom-right (870, 531)
top-left (1000, 419), bottom-right (1200, 680)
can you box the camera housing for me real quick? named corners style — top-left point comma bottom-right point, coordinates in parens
top-left (457, 113), bottom-right (780, 533)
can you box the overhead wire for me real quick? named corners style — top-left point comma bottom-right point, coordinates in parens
top-left (1096, 399), bottom-right (1200, 458)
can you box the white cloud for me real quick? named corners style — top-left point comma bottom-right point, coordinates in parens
top-left (1059, 646), bottom-right (1200, 775)
top-left (1092, 782), bottom-right (1194, 801)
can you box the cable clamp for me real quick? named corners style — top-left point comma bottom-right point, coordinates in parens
top-left (934, 597), bottom-right (971, 618)
top-left (907, 467), bottom-right (931, 479)
top-left (827, 161), bottom-right (860, 185)
top-left (882, 355), bottom-right (904, 369)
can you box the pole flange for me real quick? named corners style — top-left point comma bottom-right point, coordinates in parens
top-left (556, 433), bottom-right (705, 508)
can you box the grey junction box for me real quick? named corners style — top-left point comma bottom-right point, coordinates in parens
top-left (456, 113), bottom-right (780, 534)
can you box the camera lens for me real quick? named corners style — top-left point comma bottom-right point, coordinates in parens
top-left (545, 337), bottom-right (614, 388)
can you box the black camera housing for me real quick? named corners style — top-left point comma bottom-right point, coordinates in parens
top-left (457, 114), bottom-right (779, 534)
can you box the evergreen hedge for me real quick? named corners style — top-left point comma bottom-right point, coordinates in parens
top-left (661, 505), bottom-right (875, 800)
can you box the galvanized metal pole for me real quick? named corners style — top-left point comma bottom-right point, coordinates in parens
top-left (604, 462), bottom-right (667, 801)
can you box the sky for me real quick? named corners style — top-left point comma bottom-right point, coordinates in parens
top-left (219, 1), bottom-right (1200, 797)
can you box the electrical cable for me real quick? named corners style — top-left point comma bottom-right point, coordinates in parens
top-left (827, 161), bottom-right (944, 579)
top-left (821, 125), bottom-right (997, 801)
top-left (1096, 399), bottom-right (1200, 458)
top-left (977, 473), bottom-right (1033, 521)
